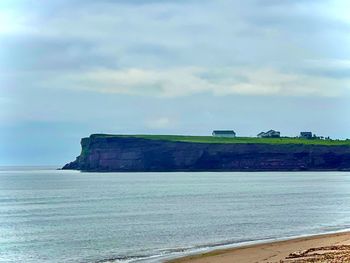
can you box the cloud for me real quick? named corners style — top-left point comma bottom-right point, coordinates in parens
top-left (40, 66), bottom-right (349, 98)
top-left (146, 117), bottom-right (173, 129)
top-left (302, 59), bottom-right (350, 78)
top-left (1, 0), bottom-right (350, 99)
top-left (0, 34), bottom-right (118, 71)
top-left (2, 0), bottom-right (349, 71)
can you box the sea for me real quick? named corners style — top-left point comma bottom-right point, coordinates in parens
top-left (1, 168), bottom-right (350, 263)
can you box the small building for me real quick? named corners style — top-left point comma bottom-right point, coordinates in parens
top-left (257, 132), bottom-right (266, 137)
top-left (300, 132), bottom-right (313, 139)
top-left (257, 130), bottom-right (281, 138)
top-left (212, 130), bottom-right (236, 138)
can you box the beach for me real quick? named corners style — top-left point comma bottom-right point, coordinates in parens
top-left (168, 231), bottom-right (350, 263)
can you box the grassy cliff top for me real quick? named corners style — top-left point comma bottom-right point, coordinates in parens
top-left (90, 134), bottom-right (350, 146)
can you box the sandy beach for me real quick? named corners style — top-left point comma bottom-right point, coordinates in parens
top-left (168, 231), bottom-right (350, 263)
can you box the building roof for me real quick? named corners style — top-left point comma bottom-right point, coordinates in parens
top-left (266, 129), bottom-right (280, 134)
top-left (212, 130), bottom-right (236, 134)
top-left (257, 130), bottom-right (280, 137)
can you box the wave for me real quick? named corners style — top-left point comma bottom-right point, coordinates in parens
top-left (93, 226), bottom-right (350, 263)
top-left (91, 237), bottom-right (288, 263)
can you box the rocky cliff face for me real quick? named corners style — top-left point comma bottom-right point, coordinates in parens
top-left (62, 135), bottom-right (350, 172)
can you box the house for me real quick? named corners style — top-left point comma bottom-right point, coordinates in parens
top-left (257, 130), bottom-right (280, 138)
top-left (212, 130), bottom-right (236, 138)
top-left (300, 132), bottom-right (313, 139)
top-left (257, 132), bottom-right (266, 137)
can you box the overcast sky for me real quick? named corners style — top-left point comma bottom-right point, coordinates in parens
top-left (1, 0), bottom-right (350, 165)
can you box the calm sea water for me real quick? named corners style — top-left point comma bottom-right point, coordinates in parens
top-left (1, 169), bottom-right (350, 263)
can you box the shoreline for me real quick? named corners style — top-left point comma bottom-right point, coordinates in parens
top-left (166, 231), bottom-right (350, 263)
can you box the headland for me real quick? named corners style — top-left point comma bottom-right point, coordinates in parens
top-left (63, 134), bottom-right (350, 172)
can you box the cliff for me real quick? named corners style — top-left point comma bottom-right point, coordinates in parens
top-left (62, 134), bottom-right (350, 172)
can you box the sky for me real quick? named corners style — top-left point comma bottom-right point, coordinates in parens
top-left (1, 0), bottom-right (350, 165)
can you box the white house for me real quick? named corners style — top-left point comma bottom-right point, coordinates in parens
top-left (212, 130), bottom-right (236, 138)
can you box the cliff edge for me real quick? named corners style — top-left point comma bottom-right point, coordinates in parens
top-left (62, 134), bottom-right (350, 172)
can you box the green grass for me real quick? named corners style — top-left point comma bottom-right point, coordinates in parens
top-left (90, 134), bottom-right (350, 146)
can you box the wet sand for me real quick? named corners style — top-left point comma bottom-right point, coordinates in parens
top-left (167, 231), bottom-right (350, 263)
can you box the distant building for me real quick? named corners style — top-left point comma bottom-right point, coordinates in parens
top-left (212, 130), bottom-right (236, 138)
top-left (257, 132), bottom-right (266, 137)
top-left (257, 130), bottom-right (281, 138)
top-left (300, 132), bottom-right (313, 139)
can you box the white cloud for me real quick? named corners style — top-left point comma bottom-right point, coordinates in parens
top-left (44, 66), bottom-right (350, 98)
top-left (0, 10), bottom-right (38, 35)
top-left (146, 117), bottom-right (173, 129)
top-left (304, 59), bottom-right (350, 69)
